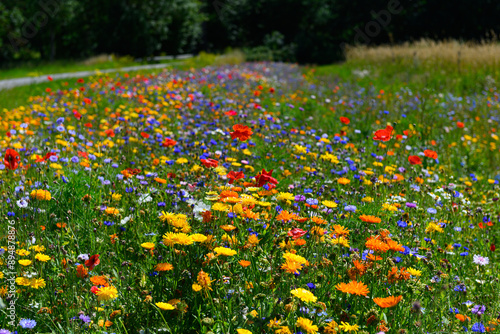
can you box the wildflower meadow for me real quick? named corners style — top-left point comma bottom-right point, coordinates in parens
top-left (0, 62), bottom-right (499, 334)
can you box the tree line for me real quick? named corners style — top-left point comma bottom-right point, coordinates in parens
top-left (1, 0), bottom-right (499, 65)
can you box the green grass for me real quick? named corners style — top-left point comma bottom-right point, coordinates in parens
top-left (313, 59), bottom-right (500, 95)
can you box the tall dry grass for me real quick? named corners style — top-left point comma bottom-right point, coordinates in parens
top-left (344, 39), bottom-right (500, 71)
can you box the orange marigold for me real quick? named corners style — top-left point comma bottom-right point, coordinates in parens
top-left (373, 295), bottom-right (403, 308)
top-left (365, 237), bottom-right (390, 252)
top-left (276, 210), bottom-right (298, 222)
top-left (335, 280), bottom-right (370, 296)
top-left (387, 267), bottom-right (411, 283)
top-left (386, 239), bottom-right (405, 252)
top-left (90, 276), bottom-right (109, 287)
top-left (359, 215), bottom-right (381, 224)
top-left (156, 263), bottom-right (174, 271)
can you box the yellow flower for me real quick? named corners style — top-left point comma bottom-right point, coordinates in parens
top-left (16, 277), bottom-right (31, 286)
top-left (322, 200), bottom-right (338, 208)
top-left (192, 283), bottom-right (202, 292)
top-left (141, 242), bottom-right (155, 250)
top-left (163, 232), bottom-right (193, 246)
top-left (277, 192), bottom-right (295, 203)
top-left (338, 321), bottom-right (359, 333)
top-left (295, 317), bottom-right (318, 334)
top-left (35, 253), bottom-right (51, 262)
top-left (111, 193), bottom-right (122, 201)
top-left (237, 330), bottom-right (252, 334)
top-left (361, 196), bottom-right (374, 202)
top-left (96, 286), bottom-right (118, 301)
top-left (291, 288), bottom-right (317, 303)
top-left (155, 302), bottom-right (174, 310)
top-left (16, 249), bottom-right (30, 256)
top-left (425, 222), bottom-right (444, 233)
top-left (249, 310), bottom-right (258, 317)
top-left (190, 234), bottom-right (208, 243)
top-left (19, 259), bottom-right (32, 266)
top-left (29, 278), bottom-right (46, 289)
top-left (407, 267), bottom-right (422, 277)
top-left (214, 246), bottom-right (237, 256)
top-left (30, 189), bottom-right (52, 200)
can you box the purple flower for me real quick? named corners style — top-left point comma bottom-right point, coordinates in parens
top-left (406, 202), bottom-right (417, 208)
top-left (79, 314), bottom-right (91, 323)
top-left (471, 305), bottom-right (486, 315)
top-left (344, 205), bottom-right (357, 212)
top-left (295, 195), bottom-right (306, 202)
top-left (0, 329), bottom-right (11, 334)
top-left (472, 322), bottom-right (486, 332)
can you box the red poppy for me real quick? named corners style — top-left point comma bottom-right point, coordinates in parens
top-left (162, 138), bottom-right (177, 147)
top-left (77, 78), bottom-right (85, 84)
top-left (491, 244), bottom-right (496, 252)
top-left (85, 254), bottom-right (100, 270)
top-left (230, 124), bottom-right (253, 142)
top-left (83, 98), bottom-right (91, 104)
top-left (287, 228), bottom-right (307, 240)
top-left (78, 151), bottom-right (89, 159)
top-left (90, 286), bottom-right (100, 294)
top-left (269, 87), bottom-right (275, 93)
top-left (105, 129), bottom-right (115, 137)
top-left (227, 171), bottom-right (245, 184)
top-left (84, 123), bottom-right (92, 128)
top-left (4, 149), bottom-right (20, 170)
top-left (456, 122), bottom-right (465, 128)
top-left (340, 117), bottom-right (350, 124)
top-left (478, 222), bottom-right (484, 229)
top-left (424, 150), bottom-right (438, 159)
top-left (140, 132), bottom-right (150, 139)
top-left (373, 125), bottom-right (393, 141)
top-left (255, 169), bottom-right (278, 187)
top-left (408, 155), bottom-right (422, 165)
top-left (201, 158), bottom-right (218, 168)
top-left (73, 110), bottom-right (82, 120)
top-left (47, 76), bottom-right (53, 81)
top-left (225, 110), bottom-right (237, 116)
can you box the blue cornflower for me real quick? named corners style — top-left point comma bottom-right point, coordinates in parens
top-left (19, 319), bottom-right (37, 329)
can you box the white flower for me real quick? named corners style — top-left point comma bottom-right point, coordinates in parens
top-left (473, 254), bottom-right (489, 266)
top-left (120, 215), bottom-right (132, 225)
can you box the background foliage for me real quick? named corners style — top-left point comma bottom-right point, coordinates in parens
top-left (1, 0), bottom-right (500, 65)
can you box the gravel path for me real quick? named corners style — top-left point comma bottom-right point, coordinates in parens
top-left (0, 61), bottom-right (184, 90)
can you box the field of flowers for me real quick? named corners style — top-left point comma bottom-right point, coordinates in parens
top-left (0, 62), bottom-right (499, 333)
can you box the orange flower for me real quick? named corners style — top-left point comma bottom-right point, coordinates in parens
top-left (387, 267), bottom-right (411, 283)
top-left (238, 260), bottom-right (251, 267)
top-left (455, 314), bottom-right (471, 322)
top-left (335, 280), bottom-right (370, 296)
top-left (332, 224), bottom-right (349, 237)
top-left (365, 237), bottom-right (390, 252)
top-left (155, 177), bottom-right (167, 184)
top-left (90, 276), bottom-right (109, 287)
top-left (156, 263), bottom-right (174, 271)
top-left (230, 124), bottom-right (253, 141)
top-left (386, 239), bottom-right (405, 252)
top-left (373, 295), bottom-right (403, 308)
top-left (367, 254), bottom-right (382, 261)
top-left (359, 215), bottom-right (381, 224)
top-left (276, 210), bottom-right (298, 222)
top-left (76, 264), bottom-right (89, 278)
